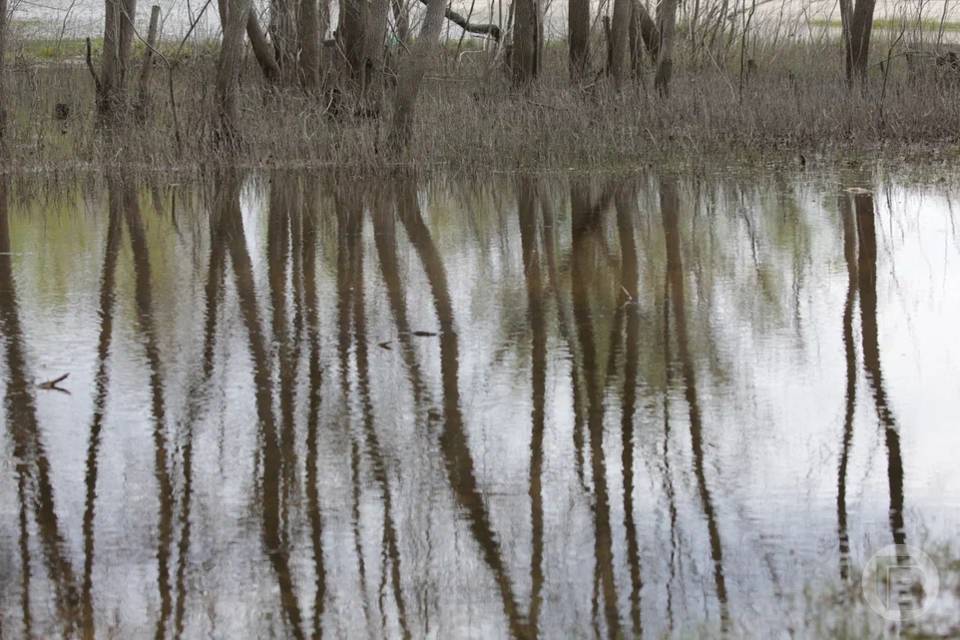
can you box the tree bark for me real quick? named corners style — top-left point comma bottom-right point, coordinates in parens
top-left (247, 11), bottom-right (282, 83)
top-left (339, 0), bottom-right (366, 75)
top-left (270, 0), bottom-right (299, 82)
top-left (569, 0), bottom-right (590, 80)
top-left (632, 0), bottom-right (660, 64)
top-left (216, 0), bottom-right (252, 140)
top-left (512, 0), bottom-right (540, 83)
top-left (0, 0), bottom-right (7, 142)
top-left (99, 0), bottom-right (138, 118)
top-left (299, 0), bottom-right (321, 89)
top-left (655, 0), bottom-right (678, 96)
top-left (135, 5), bottom-right (161, 120)
top-left (611, 0), bottom-right (632, 87)
top-left (390, 0), bottom-right (446, 148)
top-left (847, 0), bottom-right (875, 82)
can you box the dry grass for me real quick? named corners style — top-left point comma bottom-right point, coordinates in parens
top-left (1, 34), bottom-right (960, 174)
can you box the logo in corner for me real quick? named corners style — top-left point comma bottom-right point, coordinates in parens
top-left (862, 544), bottom-right (940, 622)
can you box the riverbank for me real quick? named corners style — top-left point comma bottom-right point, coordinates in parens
top-left (1, 36), bottom-right (960, 174)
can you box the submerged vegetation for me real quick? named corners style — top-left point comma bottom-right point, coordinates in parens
top-left (1, 0), bottom-right (960, 172)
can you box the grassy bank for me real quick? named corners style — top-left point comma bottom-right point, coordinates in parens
top-left (2, 34), bottom-right (960, 174)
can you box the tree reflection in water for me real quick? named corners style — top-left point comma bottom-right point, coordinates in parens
top-left (0, 170), bottom-right (954, 639)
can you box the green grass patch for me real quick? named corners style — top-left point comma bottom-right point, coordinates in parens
top-left (811, 18), bottom-right (960, 32)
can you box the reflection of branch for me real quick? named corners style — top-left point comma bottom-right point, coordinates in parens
top-left (615, 186), bottom-right (643, 636)
top-left (81, 190), bottom-right (123, 639)
top-left (301, 184), bottom-right (326, 638)
top-left (1, 178), bottom-right (80, 637)
top-left (372, 191), bottom-right (429, 410)
top-left (517, 178), bottom-right (544, 632)
top-left (660, 178), bottom-right (730, 630)
top-left (219, 173), bottom-right (305, 640)
top-left (540, 192), bottom-right (589, 492)
top-left (1, 179), bottom-right (81, 637)
top-left (854, 193), bottom-right (906, 550)
top-left (837, 193), bottom-right (858, 583)
top-left (571, 182), bottom-right (620, 639)
top-left (397, 180), bottom-right (529, 640)
top-left (120, 177), bottom-right (176, 640)
top-left (335, 189), bottom-right (373, 632)
top-left (350, 206), bottom-right (411, 640)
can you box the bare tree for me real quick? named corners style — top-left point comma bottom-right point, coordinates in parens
top-left (842, 0), bottom-right (876, 82)
top-left (512, 0), bottom-right (540, 83)
top-left (655, 0), bottom-right (678, 96)
top-left (569, 0), bottom-right (590, 80)
top-left (610, 0), bottom-right (633, 87)
top-left (216, 0), bottom-right (252, 139)
top-left (99, 0), bottom-right (138, 117)
top-left (630, 0), bottom-right (660, 72)
top-left (247, 12), bottom-right (282, 83)
top-left (0, 0), bottom-right (7, 141)
top-left (270, 0), bottom-right (299, 82)
top-left (390, 0), bottom-right (446, 147)
top-left (299, 0), bottom-right (321, 89)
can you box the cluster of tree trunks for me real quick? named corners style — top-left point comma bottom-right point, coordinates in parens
top-left (66, 0), bottom-right (879, 147)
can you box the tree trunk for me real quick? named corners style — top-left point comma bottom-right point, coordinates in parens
top-left (339, 0), bottom-right (366, 75)
top-left (392, 0), bottom-right (410, 44)
top-left (99, 0), bottom-right (138, 118)
top-left (247, 12), bottom-right (282, 83)
top-left (338, 0), bottom-right (387, 87)
top-left (299, 0), bottom-right (321, 89)
top-left (839, 0), bottom-right (853, 82)
top-left (0, 0), bottom-right (7, 142)
top-left (135, 5), bottom-right (161, 121)
top-left (655, 0), bottom-right (678, 96)
top-left (632, 0), bottom-right (660, 65)
top-left (216, 0), bottom-right (252, 140)
top-left (270, 0), bottom-right (299, 82)
top-left (512, 0), bottom-right (540, 83)
top-left (389, 0), bottom-right (446, 148)
top-left (611, 0), bottom-right (632, 87)
top-left (568, 0), bottom-right (590, 80)
top-left (848, 0), bottom-right (875, 82)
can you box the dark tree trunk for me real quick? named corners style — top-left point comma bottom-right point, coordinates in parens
top-left (390, 0), bottom-right (446, 148)
top-left (99, 0), bottom-right (138, 118)
top-left (270, 0), bottom-right (299, 82)
top-left (338, 0), bottom-right (388, 90)
top-left (511, 0), bottom-right (540, 83)
top-left (299, 0), bottom-right (321, 89)
top-left (655, 0), bottom-right (678, 96)
top-left (0, 0), bottom-right (7, 141)
top-left (338, 0), bottom-right (366, 74)
top-left (611, 0), bottom-right (632, 87)
top-left (135, 5), bottom-right (161, 121)
top-left (632, 0), bottom-right (660, 66)
top-left (568, 0), bottom-right (590, 80)
top-left (247, 11), bottom-right (282, 83)
top-left (216, 0), bottom-right (252, 140)
top-left (847, 0), bottom-right (875, 82)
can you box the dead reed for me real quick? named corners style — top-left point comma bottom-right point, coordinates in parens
top-left (1, 34), bottom-right (959, 174)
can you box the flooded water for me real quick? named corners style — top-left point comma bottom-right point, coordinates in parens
top-left (1, 170), bottom-right (959, 638)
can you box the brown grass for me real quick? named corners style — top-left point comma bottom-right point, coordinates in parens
top-left (1, 34), bottom-right (960, 174)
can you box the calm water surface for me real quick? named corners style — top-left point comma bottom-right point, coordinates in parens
top-left (0, 170), bottom-right (958, 638)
